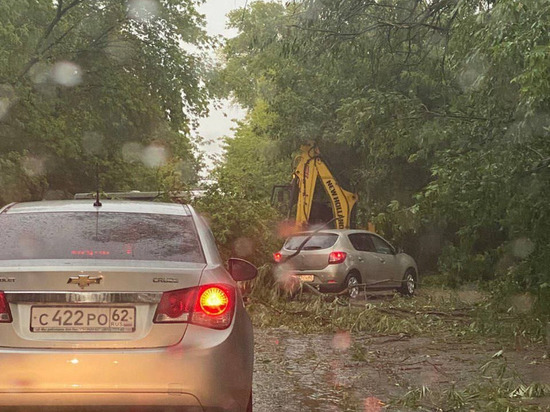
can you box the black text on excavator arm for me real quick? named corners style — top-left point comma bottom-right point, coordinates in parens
top-left (272, 143), bottom-right (358, 229)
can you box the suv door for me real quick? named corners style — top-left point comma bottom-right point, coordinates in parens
top-left (368, 234), bottom-right (401, 286)
top-left (347, 233), bottom-right (387, 284)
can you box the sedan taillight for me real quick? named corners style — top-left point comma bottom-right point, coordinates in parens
top-left (154, 284), bottom-right (235, 330)
top-left (273, 252), bottom-right (282, 263)
top-left (0, 292), bottom-right (12, 323)
top-left (154, 288), bottom-right (196, 323)
top-left (328, 251), bottom-right (347, 264)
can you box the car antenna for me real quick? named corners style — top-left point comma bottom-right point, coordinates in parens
top-left (93, 162), bottom-right (102, 207)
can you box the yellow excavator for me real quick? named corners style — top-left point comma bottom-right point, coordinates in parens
top-left (272, 142), bottom-right (359, 229)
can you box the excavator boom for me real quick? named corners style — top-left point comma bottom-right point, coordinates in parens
top-left (292, 143), bottom-right (357, 229)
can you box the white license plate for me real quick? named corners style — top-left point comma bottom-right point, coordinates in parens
top-left (298, 275), bottom-right (315, 282)
top-left (30, 306), bottom-right (136, 333)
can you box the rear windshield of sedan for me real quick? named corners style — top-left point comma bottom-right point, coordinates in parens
top-left (0, 212), bottom-right (205, 262)
top-left (284, 234), bottom-right (338, 250)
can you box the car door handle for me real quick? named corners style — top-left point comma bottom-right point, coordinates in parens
top-left (358, 257), bottom-right (364, 262)
top-left (378, 257), bottom-right (385, 263)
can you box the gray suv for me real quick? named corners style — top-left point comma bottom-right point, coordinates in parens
top-left (274, 230), bottom-right (418, 298)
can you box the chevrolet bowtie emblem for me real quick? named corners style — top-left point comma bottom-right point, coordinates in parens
top-left (67, 275), bottom-right (103, 289)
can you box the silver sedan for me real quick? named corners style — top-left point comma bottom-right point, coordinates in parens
top-left (0, 200), bottom-right (256, 411)
top-left (274, 229), bottom-right (418, 298)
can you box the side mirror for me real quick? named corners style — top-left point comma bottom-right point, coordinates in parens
top-left (396, 246), bottom-right (404, 254)
top-left (228, 258), bottom-right (258, 282)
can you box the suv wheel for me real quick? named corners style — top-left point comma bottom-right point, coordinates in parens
top-left (399, 269), bottom-right (416, 296)
top-left (346, 273), bottom-right (360, 299)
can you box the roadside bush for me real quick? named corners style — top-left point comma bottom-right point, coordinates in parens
top-left (0, 152), bottom-right (48, 205)
top-left (193, 185), bottom-right (283, 266)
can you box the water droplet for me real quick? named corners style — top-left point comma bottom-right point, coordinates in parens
top-left (510, 237), bottom-right (534, 259)
top-left (457, 53), bottom-right (488, 92)
top-left (331, 331), bottom-right (352, 351)
top-left (127, 0), bottom-right (159, 22)
top-left (0, 99), bottom-right (10, 121)
top-left (141, 143), bottom-right (167, 168)
top-left (277, 219), bottom-right (299, 238)
top-left (178, 160), bottom-right (195, 183)
top-left (52, 61), bottom-right (82, 87)
top-left (274, 265), bottom-right (300, 293)
top-left (0, 84), bottom-right (16, 120)
top-left (21, 155), bottom-right (46, 177)
top-left (234, 237), bottom-right (254, 258)
top-left (81, 132), bottom-right (104, 155)
top-left (510, 293), bottom-right (534, 314)
top-left (364, 396), bottom-right (383, 412)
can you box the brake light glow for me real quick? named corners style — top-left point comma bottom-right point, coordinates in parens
top-left (154, 284), bottom-right (235, 329)
top-left (71, 250), bottom-right (110, 256)
top-left (199, 287), bottom-right (229, 316)
top-left (0, 292), bottom-right (12, 323)
top-left (273, 252), bottom-right (283, 263)
top-left (328, 251), bottom-right (347, 264)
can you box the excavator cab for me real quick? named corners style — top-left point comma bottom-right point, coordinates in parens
top-left (271, 184), bottom-right (293, 214)
top-left (271, 183), bottom-right (334, 225)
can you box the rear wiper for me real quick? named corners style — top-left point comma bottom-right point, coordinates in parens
top-left (283, 217), bottom-right (337, 263)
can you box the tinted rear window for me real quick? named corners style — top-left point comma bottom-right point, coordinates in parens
top-left (284, 234), bottom-right (338, 250)
top-left (0, 212), bottom-right (204, 262)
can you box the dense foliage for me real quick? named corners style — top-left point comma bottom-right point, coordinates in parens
top-left (194, 102), bottom-right (288, 265)
top-left (211, 0), bottom-right (549, 309)
top-left (1, 0), bottom-right (548, 312)
top-left (0, 0), bottom-right (210, 203)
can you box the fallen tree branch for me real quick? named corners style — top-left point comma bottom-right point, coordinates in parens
top-left (246, 296), bottom-right (284, 314)
top-left (374, 306), bottom-right (473, 318)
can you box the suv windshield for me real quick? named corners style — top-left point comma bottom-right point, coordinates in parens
top-left (0, 212), bottom-right (204, 262)
top-left (284, 233), bottom-right (338, 250)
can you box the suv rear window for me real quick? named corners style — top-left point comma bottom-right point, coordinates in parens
top-left (0, 212), bottom-right (205, 262)
top-left (284, 234), bottom-right (338, 250)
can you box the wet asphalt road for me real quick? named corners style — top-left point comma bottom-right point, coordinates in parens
top-left (251, 327), bottom-right (550, 412)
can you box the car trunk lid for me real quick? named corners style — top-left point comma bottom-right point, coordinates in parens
top-left (281, 249), bottom-right (332, 270)
top-left (0, 260), bottom-right (205, 349)
top-left (281, 233), bottom-right (339, 270)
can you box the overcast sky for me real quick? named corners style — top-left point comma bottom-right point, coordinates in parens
top-left (194, 0), bottom-right (249, 169)
top-left (199, 0), bottom-right (248, 37)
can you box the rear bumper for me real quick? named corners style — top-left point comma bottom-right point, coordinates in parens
top-left (0, 392), bottom-right (203, 409)
top-left (0, 306), bottom-right (253, 412)
top-left (291, 265), bottom-right (347, 291)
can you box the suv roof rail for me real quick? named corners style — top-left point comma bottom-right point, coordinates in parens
top-left (73, 190), bottom-right (206, 201)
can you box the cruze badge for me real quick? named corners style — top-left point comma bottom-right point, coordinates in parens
top-left (0, 277), bottom-right (15, 283)
top-left (67, 275), bottom-right (103, 289)
top-left (153, 277), bottom-right (179, 284)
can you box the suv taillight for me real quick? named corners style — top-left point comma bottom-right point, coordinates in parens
top-left (273, 252), bottom-right (282, 263)
top-left (0, 292), bottom-right (12, 323)
top-left (154, 284), bottom-right (235, 330)
top-left (328, 251), bottom-right (347, 264)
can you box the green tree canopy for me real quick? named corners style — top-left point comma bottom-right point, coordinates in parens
top-left (0, 0), bottom-right (211, 203)
top-left (194, 101), bottom-right (287, 265)
top-left (214, 0), bottom-right (550, 301)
